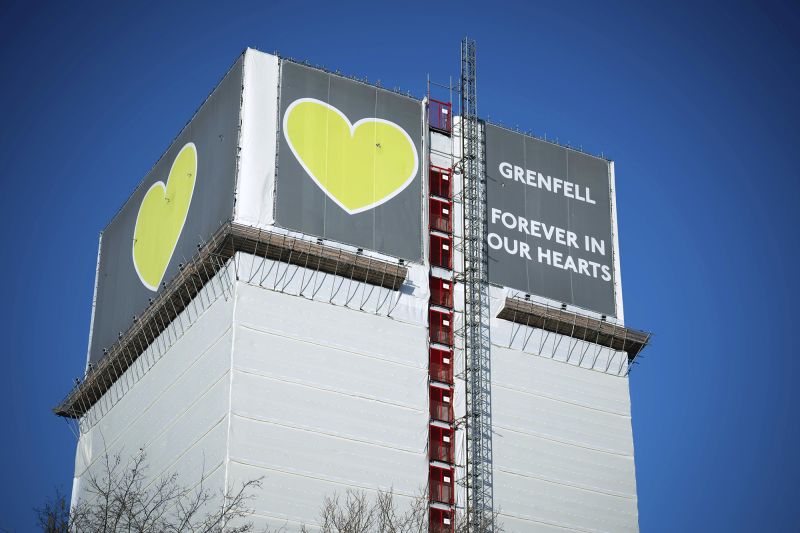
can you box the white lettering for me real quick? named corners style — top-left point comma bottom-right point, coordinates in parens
top-left (590, 237), bottom-right (606, 256)
top-left (567, 231), bottom-right (578, 249)
top-left (501, 212), bottom-right (516, 229)
top-left (578, 258), bottom-right (590, 276)
top-left (495, 164), bottom-right (598, 205)
top-left (518, 216), bottom-right (530, 235)
top-left (537, 246), bottom-right (551, 265)
top-left (526, 169), bottom-right (537, 187)
top-left (488, 209), bottom-right (612, 283)
top-left (563, 254), bottom-right (577, 273)
top-left (503, 236), bottom-right (518, 256)
top-left (542, 224), bottom-right (555, 241)
top-left (538, 172), bottom-right (551, 192)
top-left (519, 242), bottom-right (532, 260)
top-left (530, 220), bottom-right (542, 238)
top-left (499, 162), bottom-right (513, 179)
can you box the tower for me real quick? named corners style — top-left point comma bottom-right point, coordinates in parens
top-left (57, 46), bottom-right (648, 532)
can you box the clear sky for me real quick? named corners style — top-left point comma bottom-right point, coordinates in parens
top-left (1, 1), bottom-right (798, 531)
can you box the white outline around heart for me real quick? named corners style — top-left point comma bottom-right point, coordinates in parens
top-left (282, 98), bottom-right (419, 215)
top-left (131, 142), bottom-right (197, 292)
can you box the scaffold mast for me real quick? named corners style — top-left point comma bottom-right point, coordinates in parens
top-left (460, 37), bottom-right (494, 531)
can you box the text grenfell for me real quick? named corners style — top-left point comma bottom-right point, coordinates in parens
top-left (498, 162), bottom-right (596, 204)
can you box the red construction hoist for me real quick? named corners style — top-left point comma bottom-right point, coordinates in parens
top-left (427, 92), bottom-right (455, 533)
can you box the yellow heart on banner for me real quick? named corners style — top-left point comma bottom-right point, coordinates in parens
top-left (283, 98), bottom-right (418, 214)
top-left (132, 142), bottom-right (197, 291)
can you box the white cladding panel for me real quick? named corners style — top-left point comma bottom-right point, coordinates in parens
top-left (70, 267), bottom-right (639, 531)
top-left (72, 273), bottom-right (234, 505)
top-left (227, 282), bottom-right (429, 529)
top-left (235, 48), bottom-right (279, 227)
top-left (491, 343), bottom-right (638, 532)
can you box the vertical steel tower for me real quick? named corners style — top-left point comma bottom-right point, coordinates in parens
top-left (460, 37), bottom-right (494, 531)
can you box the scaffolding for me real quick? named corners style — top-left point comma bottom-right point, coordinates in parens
top-left (53, 222), bottom-right (409, 426)
top-left (460, 37), bottom-right (494, 532)
top-left (498, 296), bottom-right (650, 375)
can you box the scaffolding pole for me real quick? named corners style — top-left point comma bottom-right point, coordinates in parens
top-left (460, 37), bottom-right (494, 532)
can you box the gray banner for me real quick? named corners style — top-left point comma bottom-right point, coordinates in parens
top-left (275, 61), bottom-right (423, 261)
top-left (88, 57), bottom-right (243, 365)
top-left (485, 124), bottom-right (616, 316)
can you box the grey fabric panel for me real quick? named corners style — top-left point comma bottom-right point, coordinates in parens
top-left (275, 61), bottom-right (423, 262)
top-left (485, 124), bottom-right (616, 316)
top-left (88, 56), bottom-right (243, 365)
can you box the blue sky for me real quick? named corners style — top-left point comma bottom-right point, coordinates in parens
top-left (1, 1), bottom-right (798, 531)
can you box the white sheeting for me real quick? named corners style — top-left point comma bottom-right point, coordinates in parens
top-left (494, 469), bottom-right (637, 533)
top-left (229, 417), bottom-right (424, 493)
top-left (69, 217), bottom-right (638, 532)
top-left (72, 272), bottom-right (235, 507)
top-left (608, 161), bottom-right (625, 323)
top-left (235, 49), bottom-right (279, 227)
top-left (235, 324), bottom-right (427, 410)
top-left (493, 427), bottom-right (636, 498)
top-left (490, 286), bottom-right (630, 377)
top-left (227, 283), bottom-right (429, 528)
top-left (491, 345), bottom-right (632, 416)
top-left (491, 322), bottom-right (638, 532)
top-left (233, 251), bottom-right (429, 327)
top-left (429, 131), bottom-right (452, 169)
top-left (492, 381), bottom-right (633, 456)
top-left (499, 515), bottom-right (594, 533)
top-left (226, 462), bottom-right (418, 530)
top-left (237, 262), bottom-right (428, 344)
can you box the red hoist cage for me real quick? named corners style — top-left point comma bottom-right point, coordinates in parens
top-left (429, 346), bottom-right (454, 384)
top-left (429, 234), bottom-right (453, 270)
top-left (429, 384), bottom-right (454, 423)
top-left (429, 277), bottom-right (454, 309)
top-left (429, 309), bottom-right (454, 347)
top-left (429, 464), bottom-right (455, 505)
top-left (429, 197), bottom-right (453, 234)
top-left (430, 507), bottom-right (455, 533)
top-left (429, 99), bottom-right (452, 134)
top-left (427, 90), bottom-right (456, 533)
top-left (430, 165), bottom-right (453, 199)
top-left (429, 424), bottom-right (455, 463)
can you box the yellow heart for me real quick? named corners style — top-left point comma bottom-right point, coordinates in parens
top-left (132, 143), bottom-right (197, 291)
top-left (283, 98), bottom-right (418, 214)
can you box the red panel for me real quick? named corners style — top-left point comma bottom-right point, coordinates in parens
top-left (430, 234), bottom-right (453, 270)
top-left (429, 309), bottom-right (453, 346)
top-left (429, 276), bottom-right (453, 309)
top-left (429, 424), bottom-right (455, 463)
top-left (429, 347), bottom-right (454, 384)
top-left (429, 386), bottom-right (454, 423)
top-left (429, 198), bottom-right (453, 234)
top-left (429, 464), bottom-right (455, 505)
top-left (430, 166), bottom-right (453, 199)
top-left (429, 99), bottom-right (452, 133)
top-left (429, 507), bottom-right (455, 533)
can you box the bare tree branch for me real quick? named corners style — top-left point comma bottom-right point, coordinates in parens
top-left (310, 487), bottom-right (503, 533)
top-left (37, 448), bottom-right (267, 533)
top-left (38, 451), bottom-right (504, 532)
